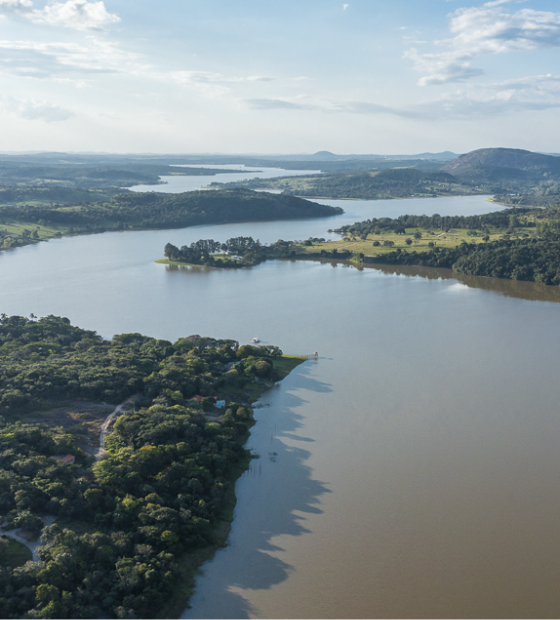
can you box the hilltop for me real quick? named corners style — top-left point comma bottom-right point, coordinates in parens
top-left (442, 148), bottom-right (560, 188)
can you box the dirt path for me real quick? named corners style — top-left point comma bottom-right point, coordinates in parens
top-left (96, 396), bottom-right (137, 459)
top-left (336, 241), bottom-right (359, 249)
top-left (0, 516), bottom-right (57, 562)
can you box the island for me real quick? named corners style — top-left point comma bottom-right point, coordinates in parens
top-left (0, 314), bottom-right (305, 619)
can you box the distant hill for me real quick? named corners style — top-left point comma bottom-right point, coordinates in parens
top-left (217, 168), bottom-right (476, 200)
top-left (444, 148), bottom-right (560, 179)
top-left (312, 151), bottom-right (340, 160)
top-left (442, 148), bottom-right (560, 191)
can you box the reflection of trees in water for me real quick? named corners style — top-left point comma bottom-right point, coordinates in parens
top-left (183, 364), bottom-right (332, 620)
top-left (360, 262), bottom-right (560, 304)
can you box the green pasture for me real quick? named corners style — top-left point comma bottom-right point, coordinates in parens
top-left (298, 226), bottom-right (533, 257)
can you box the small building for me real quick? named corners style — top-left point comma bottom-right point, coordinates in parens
top-left (193, 395), bottom-right (203, 403)
top-left (50, 454), bottom-right (75, 464)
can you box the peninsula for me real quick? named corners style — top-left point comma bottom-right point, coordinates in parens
top-left (0, 314), bottom-right (305, 619)
top-left (0, 189), bottom-right (342, 252)
top-left (160, 206), bottom-right (560, 285)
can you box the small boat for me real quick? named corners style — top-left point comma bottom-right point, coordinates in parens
top-left (252, 337), bottom-right (260, 343)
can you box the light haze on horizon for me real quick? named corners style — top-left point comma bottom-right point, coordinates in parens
top-left (1, 0), bottom-right (560, 154)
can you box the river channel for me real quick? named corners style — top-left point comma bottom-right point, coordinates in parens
top-left (2, 174), bottom-right (560, 617)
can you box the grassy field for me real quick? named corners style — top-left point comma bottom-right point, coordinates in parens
top-left (273, 355), bottom-right (307, 379)
top-left (1, 537), bottom-right (33, 569)
top-left (0, 221), bottom-right (67, 243)
top-left (297, 226), bottom-right (531, 257)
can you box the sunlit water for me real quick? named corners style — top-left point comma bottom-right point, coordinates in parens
top-left (2, 190), bottom-right (559, 618)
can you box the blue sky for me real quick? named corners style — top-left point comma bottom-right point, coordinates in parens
top-left (1, 0), bottom-right (560, 154)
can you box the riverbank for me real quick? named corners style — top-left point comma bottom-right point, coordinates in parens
top-left (161, 354), bottom-right (306, 618)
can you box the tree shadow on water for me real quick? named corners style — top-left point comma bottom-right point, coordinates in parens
top-left (182, 368), bottom-right (332, 619)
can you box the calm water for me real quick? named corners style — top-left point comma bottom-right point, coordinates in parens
top-left (2, 195), bottom-right (560, 618)
top-left (128, 164), bottom-right (322, 193)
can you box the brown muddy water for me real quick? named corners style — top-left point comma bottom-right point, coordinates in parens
top-left (1, 195), bottom-right (559, 618)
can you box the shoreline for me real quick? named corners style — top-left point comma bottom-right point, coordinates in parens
top-left (1, 193), bottom-right (501, 255)
top-left (161, 355), bottom-right (306, 618)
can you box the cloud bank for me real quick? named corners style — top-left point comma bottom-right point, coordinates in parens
top-left (0, 0), bottom-right (120, 30)
top-left (2, 95), bottom-right (73, 121)
top-left (407, 0), bottom-right (560, 85)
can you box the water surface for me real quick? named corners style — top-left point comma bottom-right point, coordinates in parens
top-left (128, 165), bottom-right (321, 194)
top-left (1, 195), bottom-right (558, 618)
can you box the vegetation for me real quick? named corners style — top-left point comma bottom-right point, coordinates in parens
top-left (160, 205), bottom-right (560, 286)
top-left (0, 314), bottom-right (304, 618)
top-left (0, 162), bottom-right (238, 189)
top-left (162, 236), bottom-right (315, 268)
top-left (0, 538), bottom-right (33, 569)
top-left (295, 207), bottom-right (560, 285)
top-left (441, 148), bottom-right (560, 197)
top-left (370, 237), bottom-right (560, 284)
top-left (0, 189), bottom-right (342, 252)
top-left (214, 168), bottom-right (479, 200)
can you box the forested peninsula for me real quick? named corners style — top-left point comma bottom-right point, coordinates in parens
top-left (0, 189), bottom-right (342, 252)
top-left (0, 314), bottom-right (304, 619)
top-left (161, 207), bottom-right (560, 286)
top-left (317, 208), bottom-right (560, 285)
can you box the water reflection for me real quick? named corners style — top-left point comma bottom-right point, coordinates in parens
top-left (165, 257), bottom-right (560, 305)
top-left (183, 364), bottom-right (331, 619)
top-left (364, 262), bottom-right (560, 303)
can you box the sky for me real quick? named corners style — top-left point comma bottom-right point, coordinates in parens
top-left (1, 0), bottom-right (560, 154)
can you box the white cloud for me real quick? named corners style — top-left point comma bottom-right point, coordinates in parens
top-left (17, 99), bottom-right (73, 120)
top-left (0, 38), bottom-right (141, 78)
top-left (0, 0), bottom-right (33, 12)
top-left (343, 4), bottom-right (349, 10)
top-left (170, 71), bottom-right (273, 85)
top-left (167, 70), bottom-right (274, 97)
top-left (0, 0), bottom-right (120, 30)
top-left (2, 95), bottom-right (73, 121)
top-left (245, 73), bottom-right (560, 120)
top-left (246, 98), bottom-right (319, 111)
top-left (30, 0), bottom-right (120, 30)
top-left (407, 1), bottom-right (560, 85)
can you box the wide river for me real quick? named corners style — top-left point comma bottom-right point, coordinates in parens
top-left (2, 173), bottom-right (560, 618)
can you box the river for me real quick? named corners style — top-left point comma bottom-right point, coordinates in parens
top-left (2, 179), bottom-right (560, 617)
top-left (128, 164), bottom-right (322, 194)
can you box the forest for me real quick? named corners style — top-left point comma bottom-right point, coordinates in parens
top-left (0, 160), bottom-right (237, 189)
top-left (162, 236), bottom-right (312, 268)
top-left (0, 189), bottom-right (342, 251)
top-left (214, 168), bottom-right (479, 199)
top-left (0, 315), bottom-right (299, 619)
top-left (368, 236), bottom-right (560, 284)
top-left (335, 209), bottom-right (521, 238)
top-left (330, 207), bottom-right (560, 284)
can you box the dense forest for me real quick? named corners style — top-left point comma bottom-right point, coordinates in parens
top-left (335, 209), bottom-right (523, 238)
top-left (368, 236), bottom-right (560, 284)
top-left (0, 189), bottom-right (342, 251)
top-left (0, 187), bottom-right (123, 205)
top-left (0, 315), bottom-right (298, 619)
